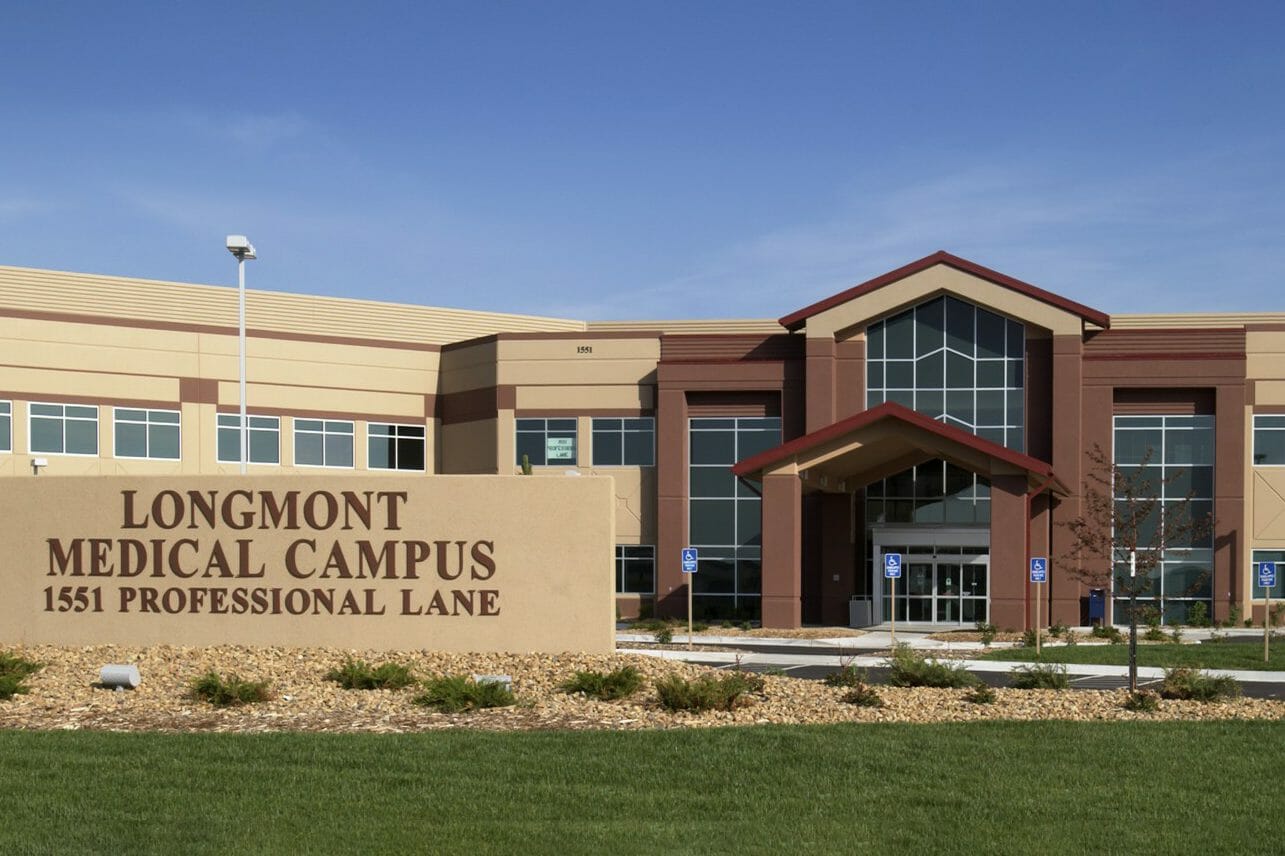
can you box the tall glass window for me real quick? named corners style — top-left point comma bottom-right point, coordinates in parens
top-left (217, 414), bottom-right (280, 465)
top-left (1253, 415), bottom-right (1285, 466)
top-left (1112, 415), bottom-right (1215, 624)
top-left (30, 403), bottom-right (98, 456)
top-left (516, 418), bottom-right (577, 466)
top-left (866, 295), bottom-right (1025, 451)
top-left (114, 408), bottom-right (180, 460)
top-left (616, 545), bottom-right (656, 595)
top-left (368, 423), bottom-right (426, 471)
top-left (688, 416), bottom-right (780, 620)
top-left (0, 401), bottom-right (10, 453)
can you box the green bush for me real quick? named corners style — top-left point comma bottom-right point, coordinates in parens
top-left (1186, 601), bottom-right (1210, 627)
top-left (823, 664), bottom-right (868, 689)
top-left (1123, 690), bottom-right (1160, 713)
top-left (654, 672), bottom-right (764, 712)
top-left (1019, 628), bottom-right (1044, 649)
top-left (1159, 667), bottom-right (1241, 702)
top-left (840, 683), bottom-right (884, 708)
top-left (189, 671), bottom-right (271, 707)
top-left (654, 627), bottom-right (674, 644)
top-left (1091, 625), bottom-right (1124, 644)
top-left (1049, 621), bottom-right (1069, 638)
top-left (1143, 625), bottom-right (1167, 642)
top-left (975, 622), bottom-right (997, 647)
top-left (560, 666), bottom-right (644, 701)
top-left (325, 658), bottom-right (416, 690)
top-left (884, 645), bottom-right (977, 689)
top-left (1009, 663), bottom-right (1070, 690)
top-left (414, 676), bottom-right (516, 712)
top-left (0, 651), bottom-right (43, 701)
top-left (964, 684), bottom-right (997, 705)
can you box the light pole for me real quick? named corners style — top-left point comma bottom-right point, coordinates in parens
top-left (225, 235), bottom-right (256, 475)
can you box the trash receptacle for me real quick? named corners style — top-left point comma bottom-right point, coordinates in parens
top-left (1088, 588), bottom-right (1106, 625)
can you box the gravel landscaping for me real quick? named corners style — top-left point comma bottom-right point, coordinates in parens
top-left (2, 644), bottom-right (1282, 733)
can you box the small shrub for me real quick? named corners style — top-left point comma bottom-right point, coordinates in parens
top-left (414, 675), bottom-right (516, 712)
top-left (654, 627), bottom-right (674, 644)
top-left (1019, 628), bottom-right (1044, 649)
top-left (1159, 667), bottom-right (1241, 702)
top-left (1272, 603), bottom-right (1285, 628)
top-left (654, 672), bottom-right (764, 712)
top-left (1168, 626), bottom-right (1184, 643)
top-left (975, 621), bottom-right (997, 647)
top-left (189, 671), bottom-right (271, 707)
top-left (1186, 601), bottom-right (1210, 627)
top-left (325, 658), bottom-right (416, 690)
top-left (1091, 625), bottom-right (1124, 644)
top-left (1063, 629), bottom-right (1079, 646)
top-left (0, 651), bottom-right (43, 700)
top-left (0, 674), bottom-right (32, 700)
top-left (964, 684), bottom-right (997, 705)
top-left (1223, 604), bottom-right (1242, 628)
top-left (691, 621), bottom-right (710, 633)
top-left (1049, 621), bottom-right (1069, 638)
top-left (1009, 663), bottom-right (1070, 690)
top-left (1143, 625), bottom-right (1167, 642)
top-left (1123, 689), bottom-right (1161, 713)
top-left (884, 645), bottom-right (977, 689)
top-left (824, 664), bottom-right (868, 688)
top-left (840, 683), bottom-right (884, 708)
top-left (738, 621), bottom-right (753, 631)
top-left (560, 666), bottom-right (644, 701)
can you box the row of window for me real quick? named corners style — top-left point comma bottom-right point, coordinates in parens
top-left (0, 402), bottom-right (426, 470)
top-left (516, 417), bottom-right (655, 467)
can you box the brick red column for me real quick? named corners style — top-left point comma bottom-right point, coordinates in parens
top-left (761, 471), bottom-right (802, 628)
top-left (990, 474), bottom-right (1029, 630)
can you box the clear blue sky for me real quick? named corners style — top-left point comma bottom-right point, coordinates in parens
top-left (2, 2), bottom-right (1283, 320)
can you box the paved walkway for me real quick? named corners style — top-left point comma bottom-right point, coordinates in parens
top-left (616, 628), bottom-right (1285, 697)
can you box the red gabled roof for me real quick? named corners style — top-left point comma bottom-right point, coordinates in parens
top-left (778, 250), bottom-right (1111, 332)
top-left (731, 401), bottom-right (1062, 493)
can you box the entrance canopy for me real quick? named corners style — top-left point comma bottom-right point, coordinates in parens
top-left (731, 401), bottom-right (1068, 496)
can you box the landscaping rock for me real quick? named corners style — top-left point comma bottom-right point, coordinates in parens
top-left (0, 644), bottom-right (1280, 733)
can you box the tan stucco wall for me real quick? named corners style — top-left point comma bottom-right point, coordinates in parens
top-left (440, 419), bottom-right (500, 474)
top-left (803, 264), bottom-right (1083, 338)
top-left (1, 475), bottom-right (615, 653)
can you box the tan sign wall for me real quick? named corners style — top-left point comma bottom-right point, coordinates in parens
top-left (0, 475), bottom-right (615, 653)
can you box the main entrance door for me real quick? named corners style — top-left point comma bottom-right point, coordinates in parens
top-left (872, 529), bottom-right (989, 626)
top-left (897, 556), bottom-right (989, 623)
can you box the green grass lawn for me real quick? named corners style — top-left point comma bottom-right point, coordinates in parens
top-left (980, 639), bottom-right (1285, 670)
top-left (1, 722), bottom-right (1282, 855)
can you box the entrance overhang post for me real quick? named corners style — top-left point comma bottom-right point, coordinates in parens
top-left (1024, 474), bottom-right (1057, 632)
top-left (760, 466), bottom-right (803, 629)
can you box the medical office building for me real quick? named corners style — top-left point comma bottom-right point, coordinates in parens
top-left (2, 251), bottom-right (1283, 630)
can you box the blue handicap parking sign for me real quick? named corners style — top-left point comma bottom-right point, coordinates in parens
top-left (883, 553), bottom-right (902, 579)
top-left (681, 547), bottom-right (699, 574)
top-left (1030, 557), bottom-right (1047, 583)
top-left (1260, 561), bottom-right (1277, 589)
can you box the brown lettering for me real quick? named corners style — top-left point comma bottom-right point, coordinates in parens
top-left (222, 490), bottom-right (255, 530)
top-left (286, 539), bottom-right (316, 578)
top-left (47, 539), bottom-right (84, 576)
top-left (121, 490), bottom-right (148, 528)
top-left (470, 541), bottom-right (496, 580)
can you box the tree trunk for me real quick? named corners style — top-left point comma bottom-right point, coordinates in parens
top-left (1128, 592), bottom-right (1138, 692)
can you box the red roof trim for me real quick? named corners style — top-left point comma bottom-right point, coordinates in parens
top-left (730, 401), bottom-right (1057, 481)
top-left (777, 251), bottom-right (1111, 332)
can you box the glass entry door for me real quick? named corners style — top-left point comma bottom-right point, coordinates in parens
top-left (879, 549), bottom-right (989, 625)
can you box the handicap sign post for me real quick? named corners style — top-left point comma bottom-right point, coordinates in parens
top-left (883, 553), bottom-right (902, 644)
top-left (681, 547), bottom-right (698, 650)
top-left (1030, 558), bottom-right (1048, 656)
top-left (1262, 561), bottom-right (1278, 663)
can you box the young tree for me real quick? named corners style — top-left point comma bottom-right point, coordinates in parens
top-left (1059, 444), bottom-right (1214, 691)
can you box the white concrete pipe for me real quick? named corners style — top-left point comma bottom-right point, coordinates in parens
top-left (99, 664), bottom-right (141, 690)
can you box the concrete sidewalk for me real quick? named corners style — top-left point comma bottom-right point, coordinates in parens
top-left (616, 626), bottom-right (1285, 686)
